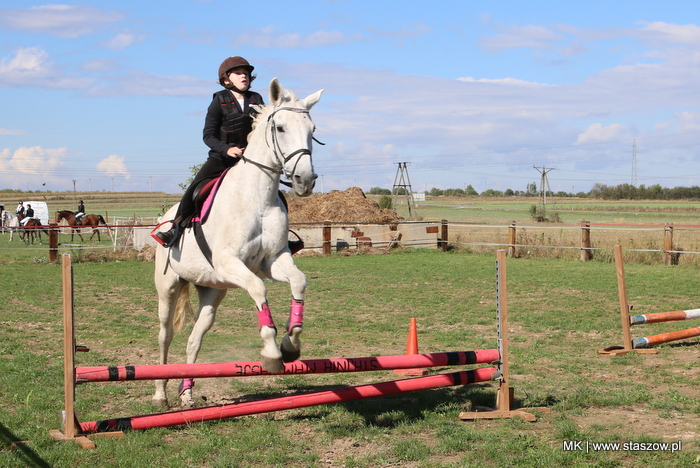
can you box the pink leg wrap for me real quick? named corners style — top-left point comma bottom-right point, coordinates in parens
top-left (288, 298), bottom-right (304, 333)
top-left (257, 303), bottom-right (275, 330)
top-left (178, 378), bottom-right (195, 396)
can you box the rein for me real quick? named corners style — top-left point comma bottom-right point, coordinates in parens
top-left (240, 105), bottom-right (323, 187)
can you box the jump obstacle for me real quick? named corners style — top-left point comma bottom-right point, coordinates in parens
top-left (599, 245), bottom-right (700, 356)
top-left (459, 250), bottom-right (549, 421)
top-left (51, 253), bottom-right (533, 447)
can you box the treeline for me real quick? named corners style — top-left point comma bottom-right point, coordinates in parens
top-left (588, 183), bottom-right (700, 200)
top-left (369, 183), bottom-right (700, 200)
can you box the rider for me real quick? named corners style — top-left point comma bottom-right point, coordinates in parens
top-left (20, 204), bottom-right (34, 226)
top-left (76, 200), bottom-right (85, 225)
top-left (155, 56), bottom-right (264, 247)
top-left (16, 201), bottom-right (24, 218)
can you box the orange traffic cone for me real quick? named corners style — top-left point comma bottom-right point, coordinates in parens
top-left (394, 317), bottom-right (429, 376)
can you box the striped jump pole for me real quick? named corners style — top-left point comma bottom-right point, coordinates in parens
top-left (79, 367), bottom-right (497, 433)
top-left (632, 327), bottom-right (700, 349)
top-left (599, 245), bottom-right (700, 355)
top-left (629, 309), bottom-right (700, 325)
top-left (75, 350), bottom-right (500, 383)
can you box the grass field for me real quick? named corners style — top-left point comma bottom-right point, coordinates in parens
top-left (0, 247), bottom-right (698, 467)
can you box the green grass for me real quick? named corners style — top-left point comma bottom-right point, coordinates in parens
top-left (0, 249), bottom-right (699, 467)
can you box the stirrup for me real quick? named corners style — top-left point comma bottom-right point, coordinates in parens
top-left (288, 229), bottom-right (304, 255)
top-left (150, 221), bottom-right (180, 248)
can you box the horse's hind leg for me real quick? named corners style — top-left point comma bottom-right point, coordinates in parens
top-left (179, 286), bottom-right (227, 407)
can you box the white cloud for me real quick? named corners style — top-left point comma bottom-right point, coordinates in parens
top-left (97, 155), bottom-right (131, 179)
top-left (102, 32), bottom-right (147, 50)
top-left (235, 26), bottom-right (365, 48)
top-left (456, 76), bottom-right (548, 86)
top-left (479, 24), bottom-right (564, 53)
top-left (0, 47), bottom-right (93, 89)
top-left (639, 21), bottom-right (700, 46)
top-left (0, 4), bottom-right (124, 38)
top-left (0, 146), bottom-right (67, 175)
top-left (575, 123), bottom-right (627, 145)
top-left (0, 128), bottom-right (26, 135)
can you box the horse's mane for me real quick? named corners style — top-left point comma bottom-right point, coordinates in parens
top-left (59, 210), bottom-right (75, 214)
top-left (249, 89), bottom-right (299, 135)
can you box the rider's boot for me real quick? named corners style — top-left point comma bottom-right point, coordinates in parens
top-left (155, 223), bottom-right (181, 248)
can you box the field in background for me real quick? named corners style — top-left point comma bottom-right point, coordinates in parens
top-left (3, 189), bottom-right (700, 225)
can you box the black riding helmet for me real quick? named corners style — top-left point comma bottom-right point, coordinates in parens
top-left (218, 56), bottom-right (255, 87)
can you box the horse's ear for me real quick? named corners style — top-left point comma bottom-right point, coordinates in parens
top-left (269, 78), bottom-right (282, 105)
top-left (301, 89), bottom-right (324, 110)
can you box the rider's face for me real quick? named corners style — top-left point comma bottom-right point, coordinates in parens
top-left (226, 68), bottom-right (250, 91)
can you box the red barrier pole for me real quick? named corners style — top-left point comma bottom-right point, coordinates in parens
top-left (79, 367), bottom-right (497, 433)
top-left (76, 350), bottom-right (500, 383)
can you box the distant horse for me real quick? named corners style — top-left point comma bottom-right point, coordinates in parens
top-left (2, 211), bottom-right (18, 241)
top-left (55, 210), bottom-right (112, 242)
top-left (16, 213), bottom-right (45, 244)
top-left (152, 78), bottom-right (322, 407)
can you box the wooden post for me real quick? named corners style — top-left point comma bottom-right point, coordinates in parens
top-left (49, 223), bottom-right (59, 262)
top-left (615, 245), bottom-right (633, 352)
top-left (598, 245), bottom-right (659, 356)
top-left (49, 255), bottom-right (96, 448)
top-left (508, 222), bottom-right (517, 258)
top-left (664, 224), bottom-right (673, 266)
top-left (51, 254), bottom-right (124, 447)
top-left (439, 219), bottom-right (448, 252)
top-left (322, 221), bottom-right (331, 256)
top-left (580, 221), bottom-right (591, 262)
top-left (459, 250), bottom-right (550, 421)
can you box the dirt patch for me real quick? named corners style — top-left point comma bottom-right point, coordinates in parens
top-left (287, 187), bottom-right (403, 224)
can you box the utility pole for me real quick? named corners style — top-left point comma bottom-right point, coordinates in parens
top-left (392, 162), bottom-right (418, 219)
top-left (533, 166), bottom-right (555, 219)
top-left (631, 139), bottom-right (637, 187)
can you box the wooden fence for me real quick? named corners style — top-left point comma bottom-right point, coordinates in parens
top-left (9, 219), bottom-right (700, 266)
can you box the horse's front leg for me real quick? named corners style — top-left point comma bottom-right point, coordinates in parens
top-left (178, 286), bottom-right (227, 407)
top-left (216, 259), bottom-right (284, 373)
top-left (268, 253), bottom-right (307, 362)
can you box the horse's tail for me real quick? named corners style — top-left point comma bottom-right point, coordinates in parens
top-left (98, 215), bottom-right (107, 224)
top-left (173, 283), bottom-right (194, 333)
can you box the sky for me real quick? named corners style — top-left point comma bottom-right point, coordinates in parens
top-left (1, 1), bottom-right (700, 195)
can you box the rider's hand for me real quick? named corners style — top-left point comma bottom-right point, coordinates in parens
top-left (226, 146), bottom-right (244, 158)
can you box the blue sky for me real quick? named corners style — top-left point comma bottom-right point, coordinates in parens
top-left (1, 1), bottom-right (699, 195)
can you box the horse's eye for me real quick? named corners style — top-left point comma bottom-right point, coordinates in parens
top-left (276, 126), bottom-right (285, 133)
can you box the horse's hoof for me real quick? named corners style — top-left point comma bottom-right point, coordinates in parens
top-left (152, 397), bottom-right (168, 407)
top-left (260, 355), bottom-right (285, 374)
top-left (281, 331), bottom-right (301, 362)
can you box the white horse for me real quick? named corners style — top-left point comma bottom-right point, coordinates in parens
top-left (152, 78), bottom-right (323, 407)
top-left (2, 211), bottom-right (18, 241)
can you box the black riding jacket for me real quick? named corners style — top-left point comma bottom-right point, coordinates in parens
top-left (202, 89), bottom-right (264, 164)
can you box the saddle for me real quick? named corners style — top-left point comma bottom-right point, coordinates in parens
top-left (190, 170), bottom-right (228, 225)
top-left (151, 168), bottom-right (304, 260)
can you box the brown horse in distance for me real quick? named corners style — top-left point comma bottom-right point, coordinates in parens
top-left (16, 213), bottom-right (46, 244)
top-left (55, 210), bottom-right (112, 242)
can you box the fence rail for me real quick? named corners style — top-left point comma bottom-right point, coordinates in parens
top-left (3, 218), bottom-right (700, 266)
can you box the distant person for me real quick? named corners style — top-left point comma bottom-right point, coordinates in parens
top-left (76, 200), bottom-right (85, 225)
top-left (16, 201), bottom-right (24, 217)
top-left (20, 204), bottom-right (34, 225)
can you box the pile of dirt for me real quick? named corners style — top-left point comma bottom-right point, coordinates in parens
top-left (287, 187), bottom-right (403, 224)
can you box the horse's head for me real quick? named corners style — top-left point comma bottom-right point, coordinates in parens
top-left (55, 211), bottom-right (65, 223)
top-left (263, 78), bottom-right (323, 197)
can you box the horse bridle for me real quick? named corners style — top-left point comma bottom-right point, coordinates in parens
top-left (240, 105), bottom-right (323, 187)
